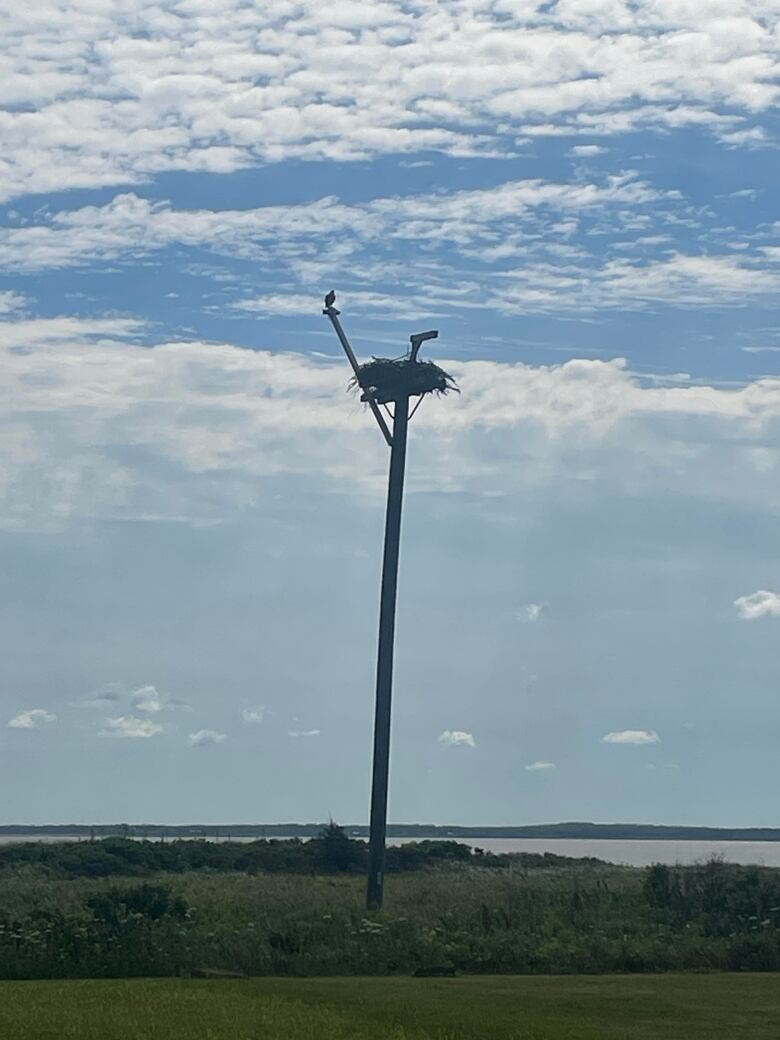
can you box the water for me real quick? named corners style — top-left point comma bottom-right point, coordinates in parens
top-left (2, 833), bottom-right (780, 866)
top-left (387, 837), bottom-right (780, 868)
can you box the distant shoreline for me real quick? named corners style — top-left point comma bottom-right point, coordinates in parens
top-left (1, 822), bottom-right (779, 842)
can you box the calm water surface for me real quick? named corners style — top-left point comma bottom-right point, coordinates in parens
top-left (390, 838), bottom-right (780, 868)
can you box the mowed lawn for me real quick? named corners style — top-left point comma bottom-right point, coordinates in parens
top-left (2, 974), bottom-right (780, 1040)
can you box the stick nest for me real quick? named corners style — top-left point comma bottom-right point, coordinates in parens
top-left (351, 357), bottom-right (459, 405)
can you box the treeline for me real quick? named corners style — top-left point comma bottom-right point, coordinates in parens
top-left (0, 827), bottom-right (602, 879)
top-left (4, 821), bottom-right (780, 841)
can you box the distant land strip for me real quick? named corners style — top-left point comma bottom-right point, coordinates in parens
top-left (1, 823), bottom-right (779, 842)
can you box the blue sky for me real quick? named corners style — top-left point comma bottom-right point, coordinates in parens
top-left (1, 0), bottom-right (779, 827)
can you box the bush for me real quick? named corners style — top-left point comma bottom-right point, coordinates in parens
top-left (86, 884), bottom-right (189, 926)
top-left (644, 859), bottom-right (780, 937)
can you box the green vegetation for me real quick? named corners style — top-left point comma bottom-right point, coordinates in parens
top-left (2, 974), bottom-right (780, 1039)
top-left (0, 827), bottom-right (597, 878)
top-left (1, 830), bottom-right (780, 979)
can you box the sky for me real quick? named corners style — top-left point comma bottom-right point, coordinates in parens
top-left (1, 0), bottom-right (779, 828)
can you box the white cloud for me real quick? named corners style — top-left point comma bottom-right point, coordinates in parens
top-left (525, 761), bottom-right (556, 771)
top-left (602, 730), bottom-right (660, 745)
top-left (8, 708), bottom-right (56, 729)
top-left (242, 707), bottom-right (265, 725)
top-left (592, 254), bottom-right (780, 307)
top-left (188, 729), bottom-right (227, 747)
top-left (0, 315), bottom-right (143, 347)
top-left (288, 729), bottom-right (321, 738)
top-left (130, 684), bottom-right (186, 712)
top-left (101, 715), bottom-right (162, 739)
top-left (0, 291), bottom-right (27, 315)
top-left (132, 685), bottom-right (163, 713)
top-left (438, 730), bottom-right (476, 748)
top-left (734, 590), bottom-right (780, 620)
top-left (517, 603), bottom-right (546, 624)
top-left (569, 145), bottom-right (607, 157)
top-left (1, 2), bottom-right (778, 201)
top-left (720, 127), bottom-right (769, 148)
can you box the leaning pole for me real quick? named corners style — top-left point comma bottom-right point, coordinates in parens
top-left (323, 291), bottom-right (457, 910)
top-left (367, 388), bottom-right (408, 911)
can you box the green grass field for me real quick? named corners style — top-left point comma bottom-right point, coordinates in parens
top-left (3, 974), bottom-right (779, 1039)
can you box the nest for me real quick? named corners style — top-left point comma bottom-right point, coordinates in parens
top-left (350, 357), bottom-right (459, 405)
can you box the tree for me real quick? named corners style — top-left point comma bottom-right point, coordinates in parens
top-left (312, 821), bottom-right (364, 873)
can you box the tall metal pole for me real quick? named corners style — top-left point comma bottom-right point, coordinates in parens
top-left (366, 395), bottom-right (409, 911)
top-left (322, 292), bottom-right (449, 911)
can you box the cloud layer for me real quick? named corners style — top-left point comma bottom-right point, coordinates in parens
top-left (2, 1), bottom-right (779, 202)
top-left (4, 175), bottom-right (778, 317)
top-left (1, 316), bottom-right (779, 531)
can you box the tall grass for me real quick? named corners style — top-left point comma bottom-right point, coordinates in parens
top-left (2, 860), bottom-right (778, 978)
